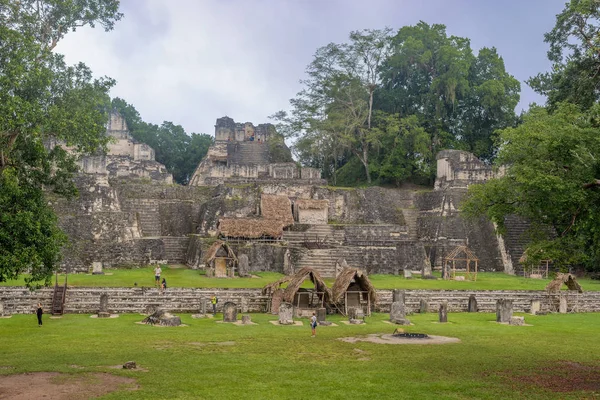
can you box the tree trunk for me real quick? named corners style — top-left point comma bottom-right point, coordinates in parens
top-left (368, 88), bottom-right (374, 130)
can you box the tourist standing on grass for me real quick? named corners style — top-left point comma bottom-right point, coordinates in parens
top-left (311, 312), bottom-right (317, 337)
top-left (154, 266), bottom-right (162, 287)
top-left (36, 303), bottom-right (43, 327)
top-left (211, 295), bottom-right (218, 315)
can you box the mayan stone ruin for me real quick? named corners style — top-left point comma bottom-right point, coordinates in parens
top-left (46, 115), bottom-right (539, 281)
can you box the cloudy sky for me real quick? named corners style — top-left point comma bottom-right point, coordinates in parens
top-left (57, 0), bottom-right (567, 136)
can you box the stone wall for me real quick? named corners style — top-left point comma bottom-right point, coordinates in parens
top-left (2, 287), bottom-right (598, 315)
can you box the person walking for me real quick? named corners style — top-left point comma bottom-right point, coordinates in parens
top-left (36, 303), bottom-right (43, 327)
top-left (310, 312), bottom-right (317, 337)
top-left (161, 278), bottom-right (167, 294)
top-left (211, 295), bottom-right (218, 315)
top-left (154, 266), bottom-right (162, 287)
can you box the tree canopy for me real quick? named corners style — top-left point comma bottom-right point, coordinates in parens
top-left (0, 0), bottom-right (122, 287)
top-left (280, 22), bottom-right (519, 186)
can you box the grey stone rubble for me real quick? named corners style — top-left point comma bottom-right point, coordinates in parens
top-left (348, 307), bottom-right (365, 324)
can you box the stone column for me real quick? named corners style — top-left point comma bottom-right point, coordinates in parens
top-left (223, 302), bottom-right (237, 322)
top-left (496, 299), bottom-right (513, 323)
top-left (559, 296), bottom-right (568, 314)
top-left (278, 302), bottom-right (294, 325)
top-left (468, 295), bottom-right (478, 313)
top-left (316, 308), bottom-right (326, 323)
top-left (390, 290), bottom-right (410, 325)
top-left (530, 300), bottom-right (540, 315)
top-left (98, 293), bottom-right (110, 318)
top-left (238, 254), bottom-right (249, 277)
top-left (200, 299), bottom-right (207, 315)
top-left (439, 301), bottom-right (448, 323)
top-left (419, 299), bottom-right (429, 314)
top-left (241, 297), bottom-right (248, 313)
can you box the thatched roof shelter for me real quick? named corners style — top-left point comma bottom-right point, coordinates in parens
top-left (262, 275), bottom-right (293, 295)
top-left (261, 194), bottom-right (294, 226)
top-left (282, 267), bottom-right (331, 303)
top-left (443, 245), bottom-right (479, 281)
top-left (218, 218), bottom-right (284, 239)
top-left (545, 273), bottom-right (583, 293)
top-left (331, 267), bottom-right (377, 304)
top-left (295, 199), bottom-right (329, 210)
top-left (202, 240), bottom-right (237, 264)
top-left (445, 245), bottom-right (479, 261)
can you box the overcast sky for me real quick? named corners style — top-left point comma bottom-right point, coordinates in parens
top-left (56, 0), bottom-right (567, 136)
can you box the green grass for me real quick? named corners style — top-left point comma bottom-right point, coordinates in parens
top-left (1, 312), bottom-right (599, 399)
top-left (2, 268), bottom-right (600, 291)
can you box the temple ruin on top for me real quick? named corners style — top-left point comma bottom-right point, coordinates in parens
top-left (50, 115), bottom-right (529, 280)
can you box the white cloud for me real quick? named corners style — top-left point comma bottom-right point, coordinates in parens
top-left (56, 0), bottom-right (565, 136)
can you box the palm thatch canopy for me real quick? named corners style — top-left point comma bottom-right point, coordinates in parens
top-left (295, 199), bottom-right (329, 210)
top-left (261, 194), bottom-right (294, 226)
top-left (202, 240), bottom-right (237, 264)
top-left (545, 273), bottom-right (583, 293)
top-left (445, 245), bottom-right (479, 261)
top-left (282, 267), bottom-right (331, 303)
top-left (218, 218), bottom-right (284, 239)
top-left (262, 275), bottom-right (293, 295)
top-left (331, 267), bottom-right (376, 304)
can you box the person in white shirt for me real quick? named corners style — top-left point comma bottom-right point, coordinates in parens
top-left (310, 313), bottom-right (317, 337)
top-left (154, 266), bottom-right (162, 287)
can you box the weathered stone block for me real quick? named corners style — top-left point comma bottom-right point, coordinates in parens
top-left (468, 295), bottom-right (478, 312)
top-left (223, 302), bottom-right (237, 322)
top-left (419, 299), bottom-right (429, 314)
top-left (559, 296), bottom-right (568, 314)
top-left (509, 316), bottom-right (525, 326)
top-left (530, 300), bottom-right (540, 315)
top-left (278, 302), bottom-right (294, 325)
top-left (496, 299), bottom-right (513, 323)
top-left (241, 315), bottom-right (252, 324)
top-left (439, 302), bottom-right (448, 323)
top-left (238, 254), bottom-right (250, 277)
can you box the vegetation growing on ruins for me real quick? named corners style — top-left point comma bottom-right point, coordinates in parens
top-left (110, 98), bottom-right (213, 185)
top-left (276, 23), bottom-right (520, 186)
top-left (0, 0), bottom-right (122, 287)
top-left (464, 1), bottom-right (600, 274)
top-left (1, 312), bottom-right (599, 399)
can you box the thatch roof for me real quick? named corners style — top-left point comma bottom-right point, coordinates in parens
top-left (545, 273), bottom-right (583, 293)
top-left (444, 245), bottom-right (479, 261)
top-left (282, 267), bottom-right (331, 303)
top-left (262, 275), bottom-right (293, 295)
top-left (218, 218), bottom-right (284, 239)
top-left (261, 194), bottom-right (294, 226)
top-left (202, 240), bottom-right (237, 264)
top-left (331, 267), bottom-right (377, 304)
top-left (295, 199), bottom-right (329, 210)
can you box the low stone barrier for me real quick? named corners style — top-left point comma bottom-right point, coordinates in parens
top-left (1, 287), bottom-right (599, 315)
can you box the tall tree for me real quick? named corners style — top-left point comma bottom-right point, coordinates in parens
top-left (0, 0), bottom-right (122, 287)
top-left (528, 0), bottom-right (600, 109)
top-left (283, 29), bottom-right (392, 183)
top-left (378, 22), bottom-right (519, 162)
top-left (462, 103), bottom-right (600, 271)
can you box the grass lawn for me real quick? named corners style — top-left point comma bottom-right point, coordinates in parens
top-left (2, 267), bottom-right (600, 291)
top-left (1, 312), bottom-right (599, 399)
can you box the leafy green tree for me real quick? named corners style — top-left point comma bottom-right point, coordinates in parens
top-left (0, 0), bottom-right (122, 287)
top-left (462, 103), bottom-right (600, 271)
top-left (378, 22), bottom-right (519, 162)
top-left (282, 29), bottom-right (392, 183)
top-left (528, 0), bottom-right (600, 109)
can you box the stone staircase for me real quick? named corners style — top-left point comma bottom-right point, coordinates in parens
top-left (228, 142), bottom-right (270, 165)
top-left (293, 247), bottom-right (365, 277)
top-left (162, 237), bottom-right (190, 263)
top-left (283, 225), bottom-right (345, 246)
top-left (124, 199), bottom-right (161, 237)
top-left (401, 208), bottom-right (420, 240)
top-left (502, 215), bottom-right (531, 274)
